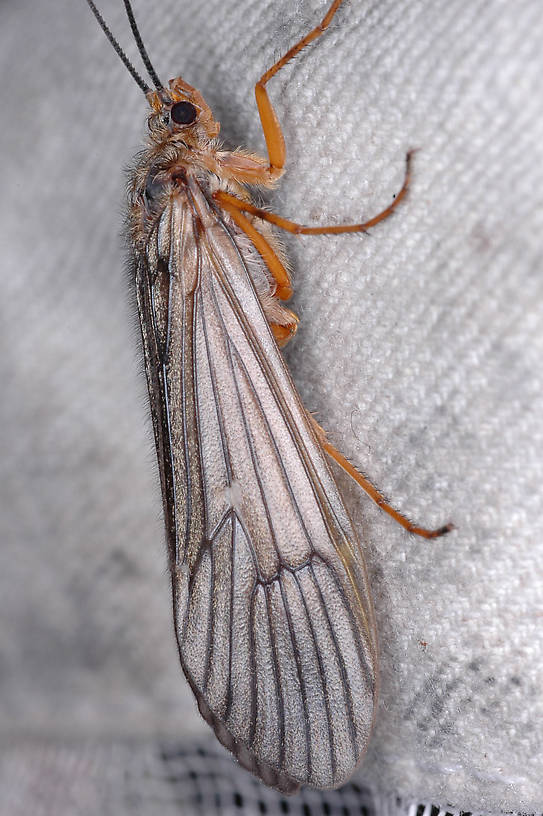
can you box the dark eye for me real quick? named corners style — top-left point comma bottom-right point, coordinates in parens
top-left (170, 101), bottom-right (197, 125)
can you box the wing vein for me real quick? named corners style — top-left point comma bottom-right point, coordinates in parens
top-left (139, 248), bottom-right (178, 562)
top-left (317, 554), bottom-right (375, 692)
top-left (191, 276), bottom-right (209, 556)
top-left (202, 529), bottom-right (215, 695)
top-left (179, 290), bottom-right (192, 567)
top-left (163, 208), bottom-right (175, 359)
top-left (223, 505), bottom-right (235, 721)
top-left (198, 262), bottom-right (262, 730)
top-left (247, 582), bottom-right (258, 747)
top-left (161, 359), bottom-right (178, 562)
top-left (207, 271), bottom-right (282, 571)
top-left (228, 340), bottom-right (315, 558)
top-left (207, 258), bottom-right (292, 750)
top-left (206, 215), bottom-right (349, 553)
top-left (294, 569), bottom-right (336, 779)
top-left (278, 578), bottom-right (312, 779)
top-left (264, 584), bottom-right (286, 768)
top-left (198, 277), bottom-right (260, 578)
top-left (309, 560), bottom-right (358, 761)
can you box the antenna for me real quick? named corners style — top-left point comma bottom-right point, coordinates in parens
top-left (84, 0), bottom-right (163, 94)
top-left (122, 0), bottom-right (163, 91)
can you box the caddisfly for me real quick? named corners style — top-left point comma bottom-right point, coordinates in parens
top-left (84, 0), bottom-right (452, 793)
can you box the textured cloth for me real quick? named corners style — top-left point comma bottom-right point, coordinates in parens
top-left (1, 0), bottom-right (542, 814)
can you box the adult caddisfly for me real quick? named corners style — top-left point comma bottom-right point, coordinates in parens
top-left (84, 0), bottom-right (452, 793)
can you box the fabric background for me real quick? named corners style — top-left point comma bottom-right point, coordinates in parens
top-left (1, 0), bottom-right (542, 814)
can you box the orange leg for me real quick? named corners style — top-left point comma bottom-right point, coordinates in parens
top-left (214, 151), bottom-right (414, 236)
top-left (271, 310), bottom-right (299, 347)
top-left (215, 193), bottom-right (299, 345)
top-left (247, 2), bottom-right (450, 538)
top-left (321, 436), bottom-right (454, 538)
top-left (255, 0), bottom-right (346, 176)
top-left (216, 195), bottom-right (293, 300)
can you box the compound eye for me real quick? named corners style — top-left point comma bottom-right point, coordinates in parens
top-left (170, 101), bottom-right (197, 125)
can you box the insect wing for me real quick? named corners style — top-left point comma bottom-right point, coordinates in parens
top-left (136, 179), bottom-right (377, 792)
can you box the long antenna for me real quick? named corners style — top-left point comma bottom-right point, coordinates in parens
top-left (122, 0), bottom-right (163, 91)
top-left (84, 0), bottom-right (163, 94)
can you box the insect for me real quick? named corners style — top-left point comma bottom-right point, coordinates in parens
top-left (85, 0), bottom-right (453, 793)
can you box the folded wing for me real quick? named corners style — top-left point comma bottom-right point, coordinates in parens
top-left (136, 178), bottom-right (378, 792)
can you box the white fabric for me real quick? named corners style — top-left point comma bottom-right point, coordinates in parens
top-left (1, 0), bottom-right (542, 813)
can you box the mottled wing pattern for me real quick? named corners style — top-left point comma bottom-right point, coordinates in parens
top-left (135, 177), bottom-right (378, 792)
